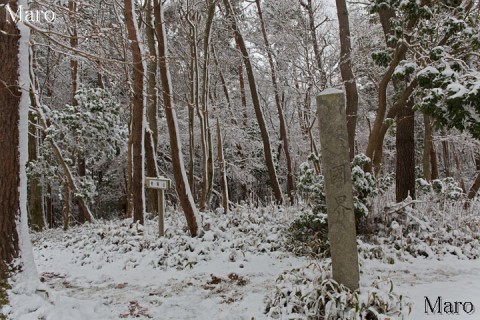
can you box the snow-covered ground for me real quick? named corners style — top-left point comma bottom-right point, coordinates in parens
top-left (4, 204), bottom-right (480, 319)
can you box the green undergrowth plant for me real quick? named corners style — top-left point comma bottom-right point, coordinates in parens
top-left (291, 154), bottom-right (392, 256)
top-left (265, 264), bottom-right (411, 319)
top-left (0, 275), bottom-right (10, 320)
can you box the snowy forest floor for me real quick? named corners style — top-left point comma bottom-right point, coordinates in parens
top-left (5, 203), bottom-right (480, 319)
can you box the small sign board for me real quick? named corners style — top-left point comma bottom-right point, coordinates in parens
top-left (145, 177), bottom-right (171, 190)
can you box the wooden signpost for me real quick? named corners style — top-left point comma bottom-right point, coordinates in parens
top-left (145, 176), bottom-right (171, 237)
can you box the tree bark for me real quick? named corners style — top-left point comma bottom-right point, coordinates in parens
top-left (202, 0), bottom-right (216, 209)
top-left (238, 61), bottom-right (248, 127)
top-left (1, 0), bottom-right (36, 304)
top-left (364, 15), bottom-right (415, 173)
top-left (63, 181), bottom-right (70, 231)
top-left (217, 119), bottom-right (229, 214)
top-left (154, 0), bottom-right (199, 236)
top-left (395, 99), bottom-right (415, 202)
top-left (335, 0), bottom-right (359, 161)
top-left (464, 154), bottom-right (480, 208)
top-left (0, 1), bottom-right (22, 301)
top-left (28, 90), bottom-right (45, 231)
top-left (452, 146), bottom-right (466, 192)
top-left (441, 136), bottom-right (451, 177)
top-left (423, 114), bottom-right (433, 181)
top-left (124, 0), bottom-right (146, 224)
top-left (145, 129), bottom-right (159, 213)
top-left (223, 0), bottom-right (283, 204)
top-left (145, 0), bottom-right (159, 213)
top-left (69, 0), bottom-right (90, 223)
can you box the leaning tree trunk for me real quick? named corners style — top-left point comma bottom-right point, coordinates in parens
top-left (202, 0), bottom-right (216, 209)
top-left (124, 0), bottom-right (146, 224)
top-left (154, 0), bottom-right (199, 236)
top-left (223, 0), bottom-right (283, 204)
top-left (255, 0), bottom-right (295, 204)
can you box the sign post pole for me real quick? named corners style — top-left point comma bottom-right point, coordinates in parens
top-left (145, 176), bottom-right (171, 237)
top-left (158, 189), bottom-right (164, 236)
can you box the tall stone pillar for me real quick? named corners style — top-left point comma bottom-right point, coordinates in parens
top-left (317, 88), bottom-right (360, 291)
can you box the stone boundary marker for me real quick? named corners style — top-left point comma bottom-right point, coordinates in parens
top-left (317, 88), bottom-right (360, 291)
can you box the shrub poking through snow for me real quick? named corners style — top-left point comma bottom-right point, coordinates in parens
top-left (286, 210), bottom-right (329, 257)
top-left (292, 155), bottom-right (391, 256)
top-left (416, 177), bottom-right (464, 200)
top-left (358, 195), bottom-right (480, 262)
top-left (265, 264), bottom-right (411, 319)
top-left (297, 154), bottom-right (387, 220)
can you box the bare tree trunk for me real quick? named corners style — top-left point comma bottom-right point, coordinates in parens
top-left (1, 1), bottom-right (22, 300)
top-left (68, 0), bottom-right (90, 223)
top-left (299, 0), bottom-right (327, 88)
top-left (335, 0), bottom-right (359, 161)
top-left (154, 0), bottom-right (199, 236)
top-left (145, 0), bottom-right (158, 148)
top-left (423, 114), bottom-right (433, 181)
top-left (364, 15), bottom-right (415, 172)
top-left (431, 141), bottom-right (439, 180)
top-left (202, 0), bottom-right (216, 209)
top-left (256, 0), bottom-right (295, 204)
top-left (126, 124), bottom-right (134, 218)
top-left (28, 90), bottom-right (45, 231)
top-left (223, 0), bottom-right (283, 204)
top-left (68, 0), bottom-right (78, 106)
top-left (46, 184), bottom-right (54, 228)
top-left (441, 135), bottom-right (451, 177)
top-left (187, 29), bottom-right (196, 196)
top-left (212, 45), bottom-right (235, 122)
top-left (452, 146), bottom-right (466, 192)
top-left (395, 99), bottom-right (415, 202)
top-left (145, 129), bottom-right (159, 213)
top-left (63, 181), bottom-right (70, 231)
top-left (145, 0), bottom-right (159, 213)
top-left (124, 0), bottom-right (146, 224)
top-left (1, 0), bottom-right (35, 303)
top-left (238, 62), bottom-right (248, 127)
top-left (77, 158), bottom-right (87, 223)
top-left (217, 119), bottom-right (229, 214)
top-left (465, 155), bottom-right (480, 208)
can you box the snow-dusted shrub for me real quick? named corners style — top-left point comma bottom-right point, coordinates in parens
top-left (29, 86), bottom-right (128, 217)
top-left (292, 155), bottom-right (391, 255)
top-left (359, 195), bottom-right (480, 262)
top-left (265, 264), bottom-right (410, 319)
top-left (298, 154), bottom-right (383, 219)
top-left (416, 177), bottom-right (464, 200)
top-left (287, 210), bottom-right (329, 256)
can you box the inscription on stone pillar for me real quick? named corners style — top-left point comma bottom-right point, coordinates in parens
top-left (317, 88), bottom-right (360, 291)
